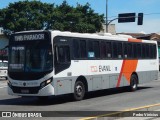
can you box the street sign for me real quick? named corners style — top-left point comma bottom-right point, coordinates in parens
top-left (118, 13), bottom-right (136, 23)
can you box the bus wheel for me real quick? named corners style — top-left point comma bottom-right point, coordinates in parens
top-left (130, 74), bottom-right (138, 91)
top-left (73, 81), bottom-right (85, 101)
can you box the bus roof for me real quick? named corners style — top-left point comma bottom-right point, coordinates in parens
top-left (51, 30), bottom-right (157, 44)
top-left (14, 30), bottom-right (157, 44)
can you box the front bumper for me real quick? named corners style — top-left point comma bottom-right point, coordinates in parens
top-left (8, 84), bottom-right (55, 96)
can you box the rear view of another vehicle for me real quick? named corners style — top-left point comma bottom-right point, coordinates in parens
top-left (0, 60), bottom-right (8, 80)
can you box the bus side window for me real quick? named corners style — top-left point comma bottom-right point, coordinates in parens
top-left (150, 44), bottom-right (157, 59)
top-left (153, 44), bottom-right (157, 59)
top-left (133, 43), bottom-right (137, 58)
top-left (88, 41), bottom-right (94, 58)
top-left (137, 44), bottom-right (142, 58)
top-left (101, 41), bottom-right (107, 59)
top-left (93, 41), bottom-right (100, 58)
top-left (73, 40), bottom-right (80, 59)
top-left (123, 43), bottom-right (128, 58)
top-left (80, 40), bottom-right (87, 58)
top-left (113, 42), bottom-right (123, 59)
top-left (124, 43), bottom-right (132, 59)
top-left (56, 46), bottom-right (70, 63)
top-left (142, 44), bottom-right (146, 59)
top-left (113, 42), bottom-right (118, 58)
top-left (106, 42), bottom-right (112, 58)
top-left (117, 42), bottom-right (122, 59)
top-left (146, 44), bottom-right (150, 58)
top-left (127, 43), bottom-right (132, 58)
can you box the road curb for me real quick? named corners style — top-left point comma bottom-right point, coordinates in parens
top-left (80, 103), bottom-right (160, 120)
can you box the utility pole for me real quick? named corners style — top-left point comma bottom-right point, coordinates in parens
top-left (106, 0), bottom-right (108, 33)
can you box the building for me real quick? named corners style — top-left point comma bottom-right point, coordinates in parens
top-left (100, 24), bottom-right (116, 35)
top-left (150, 33), bottom-right (160, 40)
top-left (119, 32), bottom-right (160, 40)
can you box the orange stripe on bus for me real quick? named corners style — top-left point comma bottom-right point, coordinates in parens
top-left (128, 38), bottom-right (142, 42)
top-left (116, 60), bottom-right (138, 87)
top-left (116, 60), bottom-right (125, 87)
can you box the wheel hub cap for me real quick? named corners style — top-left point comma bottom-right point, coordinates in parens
top-left (76, 85), bottom-right (82, 96)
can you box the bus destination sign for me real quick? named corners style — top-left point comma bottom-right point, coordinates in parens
top-left (14, 33), bottom-right (45, 41)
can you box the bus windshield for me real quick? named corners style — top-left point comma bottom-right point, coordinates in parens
top-left (9, 43), bottom-right (53, 72)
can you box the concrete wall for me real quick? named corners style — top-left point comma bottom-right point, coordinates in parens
top-left (100, 24), bottom-right (116, 35)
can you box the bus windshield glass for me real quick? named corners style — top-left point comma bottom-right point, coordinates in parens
top-left (9, 43), bottom-right (53, 72)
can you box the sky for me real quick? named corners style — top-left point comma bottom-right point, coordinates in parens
top-left (0, 0), bottom-right (160, 34)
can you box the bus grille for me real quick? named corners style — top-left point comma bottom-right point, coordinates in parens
top-left (11, 86), bottom-right (40, 94)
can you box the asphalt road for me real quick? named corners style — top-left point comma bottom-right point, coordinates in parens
top-left (0, 74), bottom-right (160, 120)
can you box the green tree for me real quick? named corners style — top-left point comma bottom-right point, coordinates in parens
top-left (53, 1), bottom-right (104, 33)
top-left (0, 1), bottom-right (55, 32)
top-left (0, 0), bottom-right (104, 34)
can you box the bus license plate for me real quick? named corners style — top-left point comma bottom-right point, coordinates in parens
top-left (21, 89), bottom-right (29, 94)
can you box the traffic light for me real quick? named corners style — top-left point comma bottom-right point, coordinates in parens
top-left (138, 13), bottom-right (143, 25)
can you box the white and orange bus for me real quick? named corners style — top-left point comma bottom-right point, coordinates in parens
top-left (8, 30), bottom-right (158, 100)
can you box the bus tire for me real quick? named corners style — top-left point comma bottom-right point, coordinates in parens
top-left (130, 74), bottom-right (138, 92)
top-left (73, 80), bottom-right (85, 101)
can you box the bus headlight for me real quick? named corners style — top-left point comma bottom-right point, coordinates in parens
top-left (40, 78), bottom-right (53, 89)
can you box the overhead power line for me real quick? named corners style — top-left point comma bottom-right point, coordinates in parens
top-left (108, 12), bottom-right (160, 19)
top-left (144, 13), bottom-right (160, 15)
